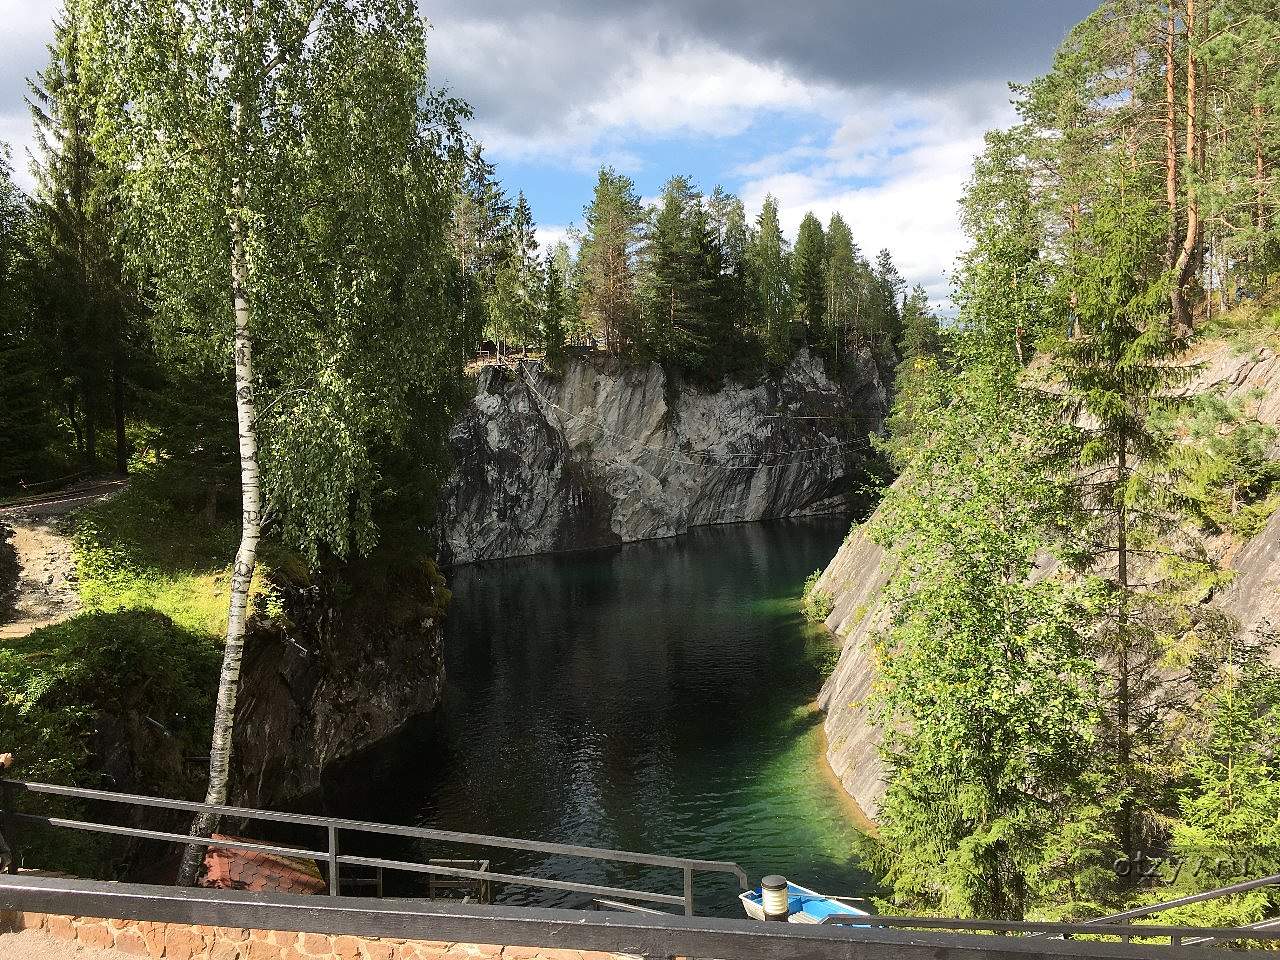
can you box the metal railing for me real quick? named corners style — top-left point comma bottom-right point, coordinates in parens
top-left (816, 873), bottom-right (1280, 949)
top-left (0, 778), bottom-right (747, 916)
top-left (820, 914), bottom-right (1280, 949)
top-left (1083, 872), bottom-right (1280, 945)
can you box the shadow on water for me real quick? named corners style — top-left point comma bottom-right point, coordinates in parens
top-left (314, 517), bottom-right (873, 915)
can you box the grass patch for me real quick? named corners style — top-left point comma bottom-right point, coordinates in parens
top-left (1198, 299), bottom-right (1280, 351)
top-left (71, 471), bottom-right (286, 638)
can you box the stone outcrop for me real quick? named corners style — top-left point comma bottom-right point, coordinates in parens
top-left (231, 557), bottom-right (448, 808)
top-left (437, 348), bottom-right (888, 565)
top-left (814, 338), bottom-right (1280, 821)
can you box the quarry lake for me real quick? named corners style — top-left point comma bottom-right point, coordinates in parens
top-left (318, 518), bottom-right (872, 916)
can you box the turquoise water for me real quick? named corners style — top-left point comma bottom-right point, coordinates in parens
top-left (321, 518), bottom-right (872, 915)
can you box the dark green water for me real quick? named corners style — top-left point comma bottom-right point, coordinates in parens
top-left (322, 518), bottom-right (871, 915)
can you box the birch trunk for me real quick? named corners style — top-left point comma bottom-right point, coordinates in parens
top-left (176, 201), bottom-right (262, 886)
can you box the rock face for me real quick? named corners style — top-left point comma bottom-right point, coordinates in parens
top-left (814, 338), bottom-right (1280, 822)
top-left (231, 557), bottom-right (448, 807)
top-left (437, 348), bottom-right (889, 564)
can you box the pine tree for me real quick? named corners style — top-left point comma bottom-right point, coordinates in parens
top-left (791, 211), bottom-right (826, 348)
top-left (577, 167), bottom-right (643, 353)
top-left (746, 194), bottom-right (792, 365)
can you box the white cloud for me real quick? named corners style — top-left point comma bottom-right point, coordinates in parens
top-left (535, 224), bottom-right (575, 255)
top-left (736, 89), bottom-right (1014, 309)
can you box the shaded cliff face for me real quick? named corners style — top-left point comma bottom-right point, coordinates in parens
top-left (815, 339), bottom-right (1280, 821)
top-left (438, 348), bottom-right (888, 564)
top-left (231, 557), bottom-right (448, 808)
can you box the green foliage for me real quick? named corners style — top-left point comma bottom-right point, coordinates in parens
top-left (800, 570), bottom-right (834, 624)
top-left (792, 212), bottom-right (826, 345)
top-left (638, 175), bottom-right (723, 373)
top-left (1146, 631), bottom-right (1280, 928)
top-left (487, 191), bottom-right (543, 352)
top-left (84, 0), bottom-right (472, 564)
top-left (0, 147), bottom-right (72, 488)
top-left (747, 195), bottom-right (792, 365)
top-left (863, 345), bottom-right (1107, 920)
top-left (576, 167), bottom-right (644, 353)
top-left (542, 245), bottom-right (568, 370)
top-left (1157, 393), bottom-right (1280, 539)
top-left (0, 609), bottom-right (219, 871)
top-left (26, 3), bottom-right (141, 475)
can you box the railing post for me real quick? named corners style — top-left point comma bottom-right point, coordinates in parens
top-left (682, 867), bottom-right (693, 917)
top-left (328, 826), bottom-right (339, 897)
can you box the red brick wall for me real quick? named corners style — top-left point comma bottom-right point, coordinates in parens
top-left (2, 910), bottom-right (631, 960)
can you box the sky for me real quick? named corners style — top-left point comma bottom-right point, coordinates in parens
top-left (0, 0), bottom-right (1097, 307)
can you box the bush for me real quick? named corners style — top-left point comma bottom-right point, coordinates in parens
top-left (801, 569), bottom-right (835, 624)
top-left (0, 609), bottom-right (219, 874)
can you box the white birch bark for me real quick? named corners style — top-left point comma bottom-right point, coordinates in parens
top-left (176, 197), bottom-right (262, 886)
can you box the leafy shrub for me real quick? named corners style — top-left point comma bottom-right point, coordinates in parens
top-left (801, 569), bottom-right (835, 624)
top-left (0, 609), bottom-right (219, 873)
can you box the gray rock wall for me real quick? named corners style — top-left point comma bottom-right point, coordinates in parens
top-left (815, 339), bottom-right (1280, 822)
top-left (437, 348), bottom-right (888, 564)
top-left (231, 558), bottom-right (448, 807)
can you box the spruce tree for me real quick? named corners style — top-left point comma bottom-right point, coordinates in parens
top-left (1052, 184), bottom-right (1226, 868)
top-left (452, 146), bottom-right (511, 349)
top-left (746, 194), bottom-right (792, 365)
top-left (823, 213), bottom-right (860, 364)
top-left (872, 248), bottom-right (905, 357)
top-left (542, 247), bottom-right (567, 370)
top-left (638, 175), bottom-right (718, 370)
top-left (866, 330), bottom-right (1101, 921)
top-left (0, 147), bottom-right (63, 486)
top-left (488, 191), bottom-right (542, 355)
top-left (791, 211), bottom-right (826, 348)
top-left (28, 5), bottom-right (137, 472)
top-left (899, 285), bottom-right (939, 360)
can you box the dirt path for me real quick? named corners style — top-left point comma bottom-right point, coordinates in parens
top-left (0, 929), bottom-right (126, 960)
top-left (0, 479), bottom-right (126, 640)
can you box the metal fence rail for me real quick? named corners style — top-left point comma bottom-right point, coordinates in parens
top-left (0, 874), bottom-right (1256, 960)
top-left (821, 914), bottom-right (1280, 949)
top-left (0, 778), bottom-right (747, 916)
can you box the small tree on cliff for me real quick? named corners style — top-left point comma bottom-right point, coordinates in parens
top-left (80, 0), bottom-right (468, 883)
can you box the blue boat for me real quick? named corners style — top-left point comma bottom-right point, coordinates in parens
top-left (739, 880), bottom-right (871, 924)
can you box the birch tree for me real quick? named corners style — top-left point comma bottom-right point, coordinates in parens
top-left (78, 0), bottom-right (468, 884)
